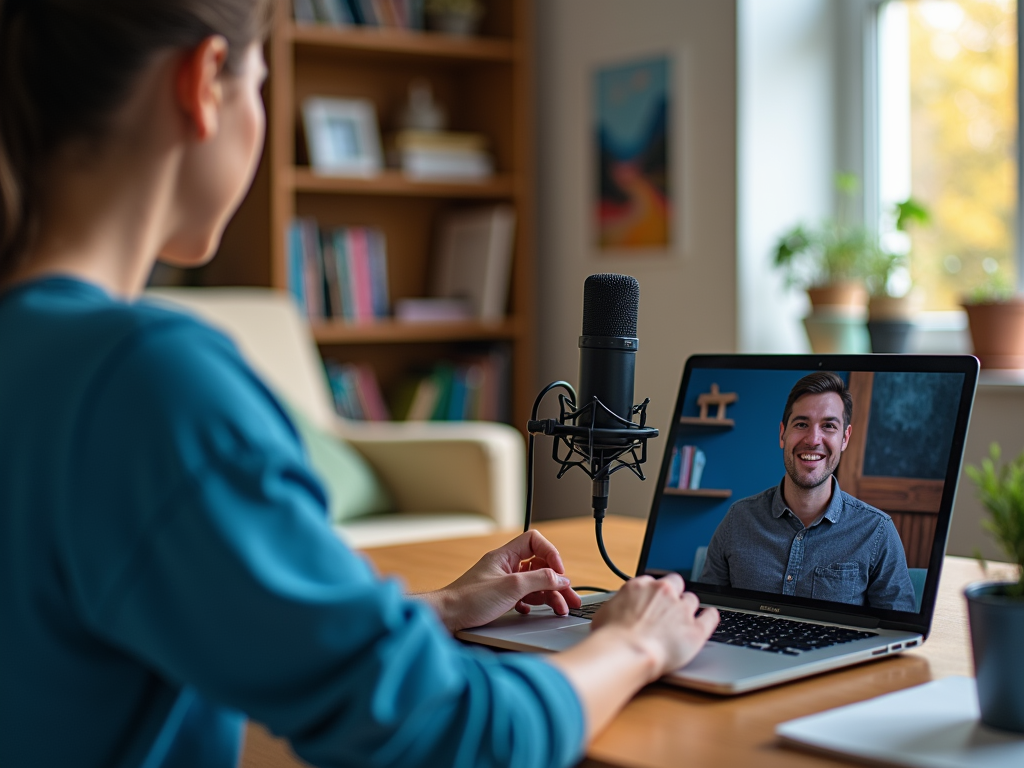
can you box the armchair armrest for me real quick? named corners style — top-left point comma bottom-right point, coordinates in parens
top-left (332, 419), bottom-right (525, 531)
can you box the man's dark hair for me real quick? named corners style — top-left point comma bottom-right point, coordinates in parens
top-left (781, 371), bottom-right (853, 429)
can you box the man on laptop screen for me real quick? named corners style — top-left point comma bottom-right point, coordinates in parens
top-left (699, 371), bottom-right (916, 611)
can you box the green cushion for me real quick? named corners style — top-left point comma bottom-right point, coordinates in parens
top-left (282, 403), bottom-right (393, 523)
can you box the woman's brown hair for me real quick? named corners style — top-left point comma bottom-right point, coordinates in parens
top-left (0, 0), bottom-right (273, 277)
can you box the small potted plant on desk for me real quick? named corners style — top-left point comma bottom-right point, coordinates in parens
top-left (964, 443), bottom-right (1024, 733)
top-left (864, 198), bottom-right (930, 353)
top-left (962, 271), bottom-right (1024, 370)
top-left (772, 173), bottom-right (873, 353)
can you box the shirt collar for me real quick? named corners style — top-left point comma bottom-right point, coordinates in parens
top-left (771, 476), bottom-right (845, 524)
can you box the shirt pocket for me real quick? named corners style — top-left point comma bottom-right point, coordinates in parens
top-left (811, 562), bottom-right (864, 605)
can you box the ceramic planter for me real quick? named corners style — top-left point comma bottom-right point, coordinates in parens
top-left (806, 281), bottom-right (868, 315)
top-left (867, 295), bottom-right (917, 353)
top-left (803, 312), bottom-right (870, 354)
top-left (964, 581), bottom-right (1024, 733)
top-left (963, 299), bottom-right (1024, 369)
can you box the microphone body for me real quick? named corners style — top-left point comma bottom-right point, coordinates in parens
top-left (577, 274), bottom-right (640, 441)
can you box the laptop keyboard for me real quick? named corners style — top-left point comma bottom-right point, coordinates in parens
top-left (567, 603), bottom-right (878, 656)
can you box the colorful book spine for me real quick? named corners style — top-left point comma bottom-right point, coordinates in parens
top-left (689, 448), bottom-right (707, 490)
top-left (287, 219), bottom-right (307, 314)
top-left (679, 445), bottom-right (695, 490)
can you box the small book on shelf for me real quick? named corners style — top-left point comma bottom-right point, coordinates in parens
top-left (431, 205), bottom-right (516, 322)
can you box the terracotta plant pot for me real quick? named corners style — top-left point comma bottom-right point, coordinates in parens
top-left (806, 281), bottom-right (868, 316)
top-left (965, 582), bottom-right (1024, 733)
top-left (963, 299), bottom-right (1024, 369)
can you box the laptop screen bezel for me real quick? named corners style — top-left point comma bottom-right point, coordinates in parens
top-left (635, 353), bottom-right (979, 635)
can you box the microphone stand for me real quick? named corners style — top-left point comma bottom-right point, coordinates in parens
top-left (525, 382), bottom-right (659, 582)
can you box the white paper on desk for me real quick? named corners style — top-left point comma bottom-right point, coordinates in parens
top-left (776, 676), bottom-right (1024, 768)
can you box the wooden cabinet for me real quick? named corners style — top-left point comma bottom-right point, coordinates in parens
top-left (204, 1), bottom-right (536, 429)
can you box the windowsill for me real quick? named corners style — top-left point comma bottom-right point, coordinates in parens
top-left (909, 311), bottom-right (1024, 388)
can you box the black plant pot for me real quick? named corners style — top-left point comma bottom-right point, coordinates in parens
top-left (867, 319), bottom-right (915, 353)
top-left (965, 581), bottom-right (1024, 733)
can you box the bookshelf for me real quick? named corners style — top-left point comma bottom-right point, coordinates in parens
top-left (202, 0), bottom-right (536, 429)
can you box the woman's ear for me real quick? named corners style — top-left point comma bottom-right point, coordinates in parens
top-left (175, 36), bottom-right (229, 141)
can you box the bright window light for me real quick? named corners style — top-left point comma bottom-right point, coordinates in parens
top-left (878, 0), bottom-right (1017, 310)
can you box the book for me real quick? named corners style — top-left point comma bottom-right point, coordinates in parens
top-left (293, 0), bottom-right (318, 23)
top-left (286, 219), bottom-right (307, 313)
top-left (299, 218), bottom-right (325, 320)
top-left (393, 297), bottom-right (472, 323)
top-left (689, 448), bottom-right (706, 490)
top-left (321, 233), bottom-right (343, 318)
top-left (679, 445), bottom-right (695, 489)
top-left (431, 205), bottom-right (516, 321)
top-left (366, 228), bottom-right (390, 317)
top-left (667, 445), bottom-right (681, 488)
top-left (397, 148), bottom-right (494, 180)
top-left (389, 130), bottom-right (490, 153)
top-left (405, 376), bottom-right (440, 421)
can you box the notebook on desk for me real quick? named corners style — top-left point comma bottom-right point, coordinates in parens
top-left (457, 354), bottom-right (979, 694)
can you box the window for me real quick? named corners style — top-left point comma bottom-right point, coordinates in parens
top-left (877, 0), bottom-right (1018, 311)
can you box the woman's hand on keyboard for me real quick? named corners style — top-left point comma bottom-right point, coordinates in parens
top-left (592, 574), bottom-right (720, 678)
top-left (415, 530), bottom-right (582, 632)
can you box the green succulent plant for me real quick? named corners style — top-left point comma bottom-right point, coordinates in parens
top-left (965, 443), bottom-right (1024, 597)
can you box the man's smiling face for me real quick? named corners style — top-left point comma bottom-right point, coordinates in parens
top-left (779, 392), bottom-right (853, 490)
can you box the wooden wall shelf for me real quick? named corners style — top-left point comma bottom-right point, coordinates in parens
top-left (288, 23), bottom-right (517, 62)
top-left (663, 488), bottom-right (732, 499)
top-left (311, 318), bottom-right (520, 345)
top-left (289, 168), bottom-right (515, 198)
top-left (678, 416), bottom-right (735, 428)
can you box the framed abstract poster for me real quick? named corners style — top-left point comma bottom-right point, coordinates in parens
top-left (594, 56), bottom-right (671, 250)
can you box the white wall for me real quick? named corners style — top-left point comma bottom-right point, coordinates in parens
top-left (533, 0), bottom-right (737, 521)
top-left (737, 0), bottom-right (837, 353)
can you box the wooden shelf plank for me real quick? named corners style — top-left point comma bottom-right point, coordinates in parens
top-left (290, 168), bottom-right (515, 198)
top-left (678, 416), bottom-right (735, 428)
top-left (289, 23), bottom-right (516, 62)
top-left (663, 488), bottom-right (732, 499)
top-left (310, 317), bottom-right (520, 345)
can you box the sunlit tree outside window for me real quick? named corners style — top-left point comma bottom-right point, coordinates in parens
top-left (879, 0), bottom-right (1017, 311)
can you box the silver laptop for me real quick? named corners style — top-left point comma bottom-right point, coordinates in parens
top-left (457, 354), bottom-right (979, 694)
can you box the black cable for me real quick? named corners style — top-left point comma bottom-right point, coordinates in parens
top-left (595, 515), bottom-right (632, 581)
top-left (524, 381), bottom-right (576, 533)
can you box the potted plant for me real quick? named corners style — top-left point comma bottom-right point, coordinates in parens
top-left (964, 443), bottom-right (1024, 733)
top-left (773, 173), bottom-right (875, 353)
top-left (865, 198), bottom-right (929, 353)
top-left (962, 271), bottom-right (1024, 370)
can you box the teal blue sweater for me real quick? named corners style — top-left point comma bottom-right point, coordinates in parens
top-left (0, 278), bottom-right (584, 768)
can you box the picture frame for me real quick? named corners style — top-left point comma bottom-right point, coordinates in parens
top-left (302, 96), bottom-right (383, 176)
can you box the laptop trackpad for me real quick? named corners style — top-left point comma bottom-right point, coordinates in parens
top-left (518, 623), bottom-right (593, 651)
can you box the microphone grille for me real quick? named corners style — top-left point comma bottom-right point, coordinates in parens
top-left (582, 274), bottom-right (639, 337)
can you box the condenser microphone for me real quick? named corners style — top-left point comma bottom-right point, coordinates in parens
top-left (524, 273), bottom-right (658, 580)
top-left (577, 273), bottom-right (640, 440)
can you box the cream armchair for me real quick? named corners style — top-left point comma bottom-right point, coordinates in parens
top-left (146, 287), bottom-right (524, 549)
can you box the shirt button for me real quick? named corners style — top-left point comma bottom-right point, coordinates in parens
top-left (787, 575), bottom-right (793, 581)
top-left (797, 533), bottom-right (804, 540)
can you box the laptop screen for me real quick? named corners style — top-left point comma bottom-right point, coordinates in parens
top-left (637, 354), bottom-right (978, 627)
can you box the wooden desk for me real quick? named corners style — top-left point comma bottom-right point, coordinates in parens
top-left (242, 516), bottom-right (1013, 768)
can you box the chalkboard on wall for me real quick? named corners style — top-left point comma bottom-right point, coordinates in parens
top-left (862, 372), bottom-right (963, 479)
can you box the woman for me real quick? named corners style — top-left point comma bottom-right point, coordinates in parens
top-left (0, 2), bottom-right (718, 767)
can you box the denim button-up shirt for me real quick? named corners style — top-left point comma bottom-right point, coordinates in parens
top-left (700, 478), bottom-right (917, 612)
